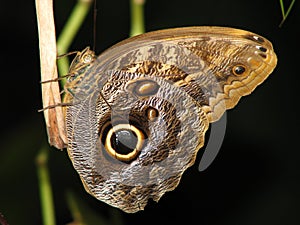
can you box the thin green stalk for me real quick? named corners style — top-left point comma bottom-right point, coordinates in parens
top-left (66, 191), bottom-right (85, 225)
top-left (283, 0), bottom-right (295, 19)
top-left (279, 0), bottom-right (285, 17)
top-left (56, 0), bottom-right (93, 80)
top-left (279, 0), bottom-right (295, 27)
top-left (130, 0), bottom-right (145, 37)
top-left (36, 147), bottom-right (55, 225)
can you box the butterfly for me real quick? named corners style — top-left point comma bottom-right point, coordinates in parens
top-left (62, 26), bottom-right (277, 213)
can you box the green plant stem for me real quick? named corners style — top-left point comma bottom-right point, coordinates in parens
top-left (56, 0), bottom-right (93, 80)
top-left (130, 0), bottom-right (145, 37)
top-left (36, 147), bottom-right (55, 225)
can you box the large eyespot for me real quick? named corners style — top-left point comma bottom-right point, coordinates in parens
top-left (103, 123), bottom-right (145, 162)
top-left (232, 64), bottom-right (247, 76)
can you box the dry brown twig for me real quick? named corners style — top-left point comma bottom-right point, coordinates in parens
top-left (35, 0), bottom-right (67, 149)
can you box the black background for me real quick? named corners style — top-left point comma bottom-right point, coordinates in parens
top-left (0, 0), bottom-right (299, 224)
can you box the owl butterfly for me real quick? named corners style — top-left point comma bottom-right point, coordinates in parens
top-left (63, 26), bottom-right (277, 213)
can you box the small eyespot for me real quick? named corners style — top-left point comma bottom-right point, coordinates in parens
top-left (232, 65), bottom-right (247, 76)
top-left (256, 46), bottom-right (267, 52)
top-left (258, 53), bottom-right (267, 59)
top-left (245, 34), bottom-right (265, 44)
top-left (146, 107), bottom-right (159, 122)
top-left (253, 35), bottom-right (265, 43)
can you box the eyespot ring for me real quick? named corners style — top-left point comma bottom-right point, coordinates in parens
top-left (104, 124), bottom-right (145, 162)
top-left (232, 64), bottom-right (247, 76)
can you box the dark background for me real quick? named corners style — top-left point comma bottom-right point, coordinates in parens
top-left (0, 0), bottom-right (299, 224)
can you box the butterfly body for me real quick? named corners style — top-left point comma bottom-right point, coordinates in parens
top-left (63, 26), bottom-right (277, 213)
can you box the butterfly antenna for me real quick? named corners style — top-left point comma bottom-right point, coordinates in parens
top-left (57, 51), bottom-right (79, 59)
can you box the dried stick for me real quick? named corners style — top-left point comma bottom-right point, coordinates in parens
top-left (35, 0), bottom-right (67, 149)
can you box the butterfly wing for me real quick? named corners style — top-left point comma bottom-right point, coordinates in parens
top-left (65, 26), bottom-right (277, 213)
